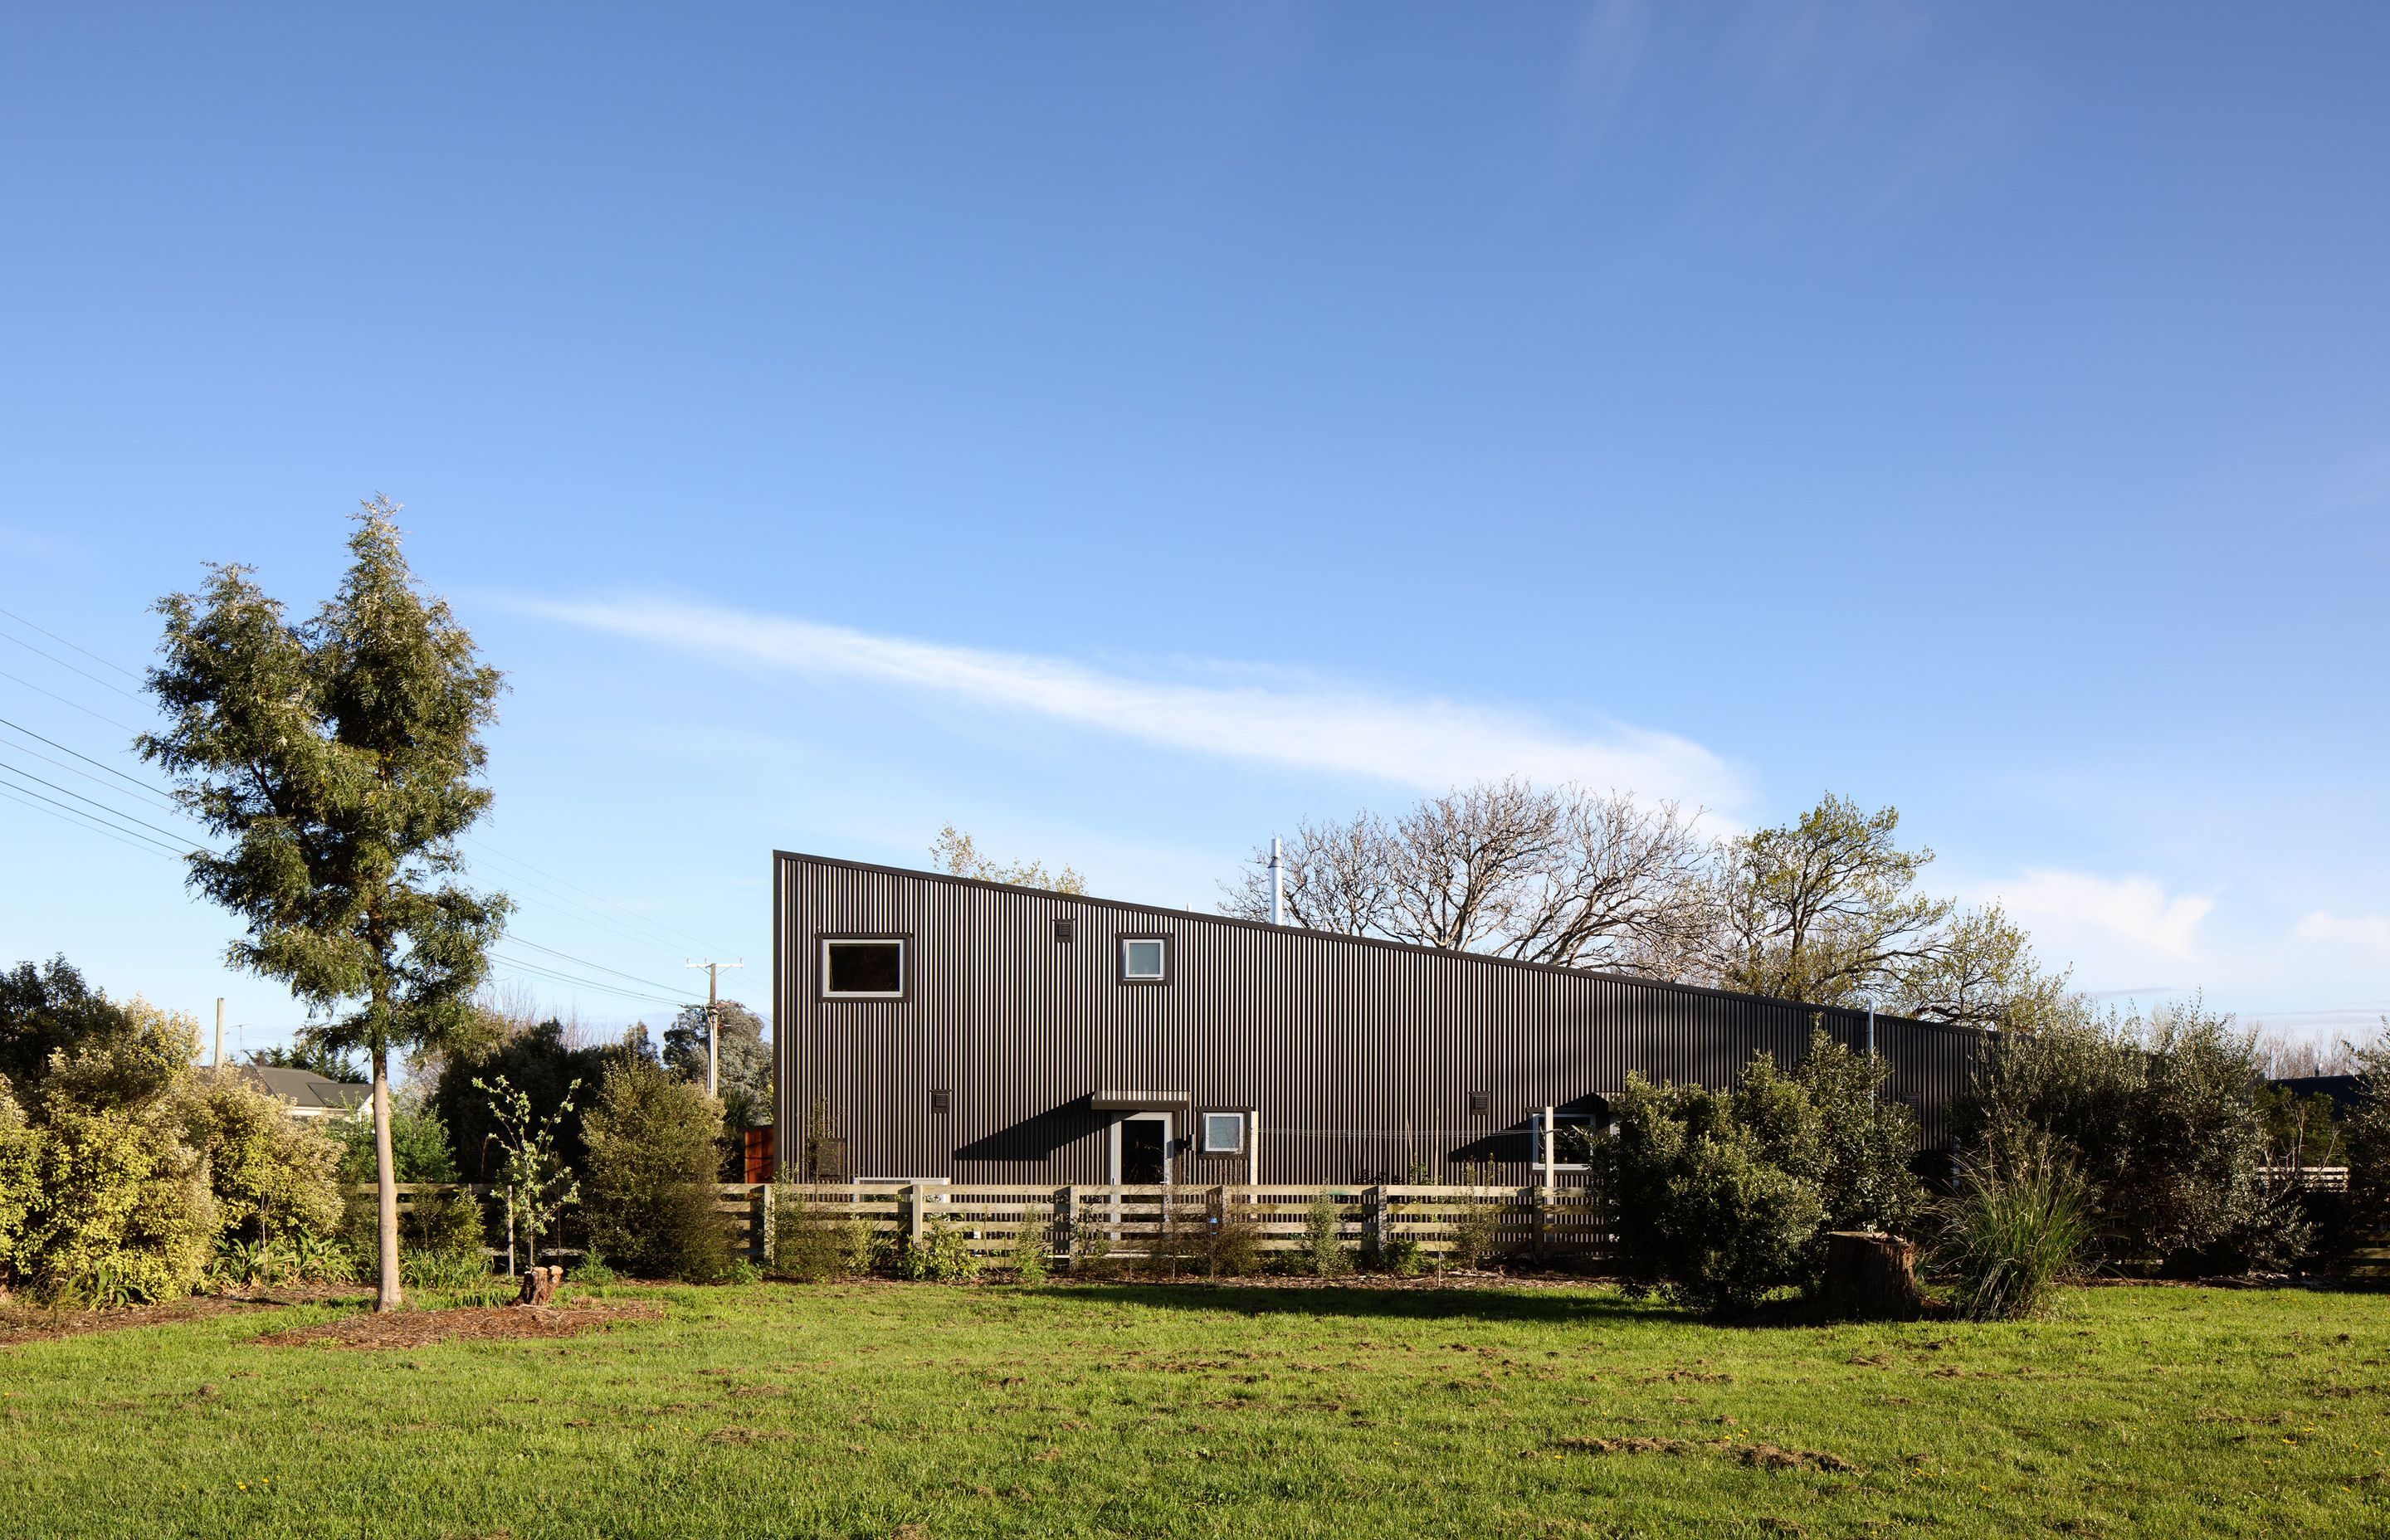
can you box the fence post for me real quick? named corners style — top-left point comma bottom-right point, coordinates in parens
top-left (754, 1183), bottom-right (772, 1267)
top-left (905, 1183), bottom-right (924, 1247)
top-left (1061, 1185), bottom-right (1080, 1269)
top-left (1363, 1185), bottom-right (1385, 1261)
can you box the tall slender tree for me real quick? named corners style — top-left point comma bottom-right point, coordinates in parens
top-left (140, 498), bottom-right (509, 1310)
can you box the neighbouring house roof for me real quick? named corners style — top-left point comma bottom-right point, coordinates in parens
top-left (235, 1065), bottom-right (369, 1116)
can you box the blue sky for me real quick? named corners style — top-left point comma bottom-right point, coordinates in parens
top-left (2, 4), bottom-right (2385, 1057)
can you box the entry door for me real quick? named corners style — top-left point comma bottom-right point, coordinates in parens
top-left (1115, 1114), bottom-right (1171, 1185)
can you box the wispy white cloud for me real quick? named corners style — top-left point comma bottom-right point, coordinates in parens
top-left (513, 595), bottom-right (1748, 807)
top-left (2294, 909), bottom-right (2390, 956)
top-left (1988, 869), bottom-right (2215, 962)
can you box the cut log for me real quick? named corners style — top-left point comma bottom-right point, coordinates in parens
top-left (515, 1265), bottom-right (561, 1308)
top-left (1822, 1231), bottom-right (1924, 1318)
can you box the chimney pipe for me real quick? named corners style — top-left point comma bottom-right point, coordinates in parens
top-left (1268, 837), bottom-right (1284, 927)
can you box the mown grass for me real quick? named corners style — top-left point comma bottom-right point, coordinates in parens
top-left (1, 1279), bottom-right (2386, 1538)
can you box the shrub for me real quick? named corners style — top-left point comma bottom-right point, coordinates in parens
top-left (0, 1081), bottom-right (36, 1286)
top-left (1300, 1191), bottom-right (1350, 1278)
top-left (582, 1057), bottom-right (729, 1282)
top-left (1937, 1142), bottom-right (2090, 1321)
top-left (1786, 1032), bottom-right (1924, 1235)
top-left (1961, 998), bottom-right (2287, 1273)
top-left (1378, 1235), bottom-right (1423, 1277)
top-left (1446, 1175), bottom-right (1505, 1270)
top-left (773, 1187), bottom-right (876, 1281)
top-left (573, 1250), bottom-right (617, 1286)
top-left (899, 1216), bottom-right (980, 1283)
top-left (176, 1072), bottom-right (344, 1245)
top-left (402, 1249), bottom-right (506, 1303)
top-left (2348, 1041), bottom-right (2390, 1239)
top-left (1202, 1207), bottom-right (1263, 1279)
top-left (1610, 1073), bottom-right (1819, 1316)
top-left (1006, 1205), bottom-right (1051, 1284)
top-left (18, 1017), bottom-right (217, 1304)
top-left (330, 1098), bottom-right (460, 1185)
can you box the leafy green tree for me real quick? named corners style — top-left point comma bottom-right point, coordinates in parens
top-left (1710, 795), bottom-right (1953, 1007)
top-left (431, 1016), bottom-right (603, 1182)
top-left (0, 956), bottom-right (138, 1093)
top-left (1890, 903), bottom-right (2072, 1033)
top-left (140, 499), bottom-right (510, 1310)
top-left (663, 999), bottom-right (769, 1137)
top-left (244, 1035), bottom-right (365, 1083)
top-left (476, 1074), bottom-right (580, 1271)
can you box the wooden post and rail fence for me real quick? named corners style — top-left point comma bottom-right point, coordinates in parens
top-left (368, 1165), bottom-right (2363, 1275)
top-left (366, 1180), bottom-right (1617, 1271)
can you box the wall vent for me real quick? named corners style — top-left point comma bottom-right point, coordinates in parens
top-left (1054, 917), bottom-right (1076, 943)
top-left (1467, 1090), bottom-right (1490, 1118)
top-left (930, 1089), bottom-right (951, 1114)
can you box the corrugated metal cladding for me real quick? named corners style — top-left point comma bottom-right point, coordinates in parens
top-left (773, 851), bottom-right (1989, 1187)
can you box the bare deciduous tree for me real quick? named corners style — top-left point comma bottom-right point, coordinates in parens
top-left (1223, 779), bottom-right (1711, 975)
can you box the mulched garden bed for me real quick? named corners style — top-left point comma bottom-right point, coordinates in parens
top-left (257, 1299), bottom-right (665, 1350)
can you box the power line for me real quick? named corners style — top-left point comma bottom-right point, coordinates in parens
top-left (0, 714), bottom-right (179, 802)
top-left (504, 936), bottom-right (702, 999)
top-left (0, 668), bottom-right (147, 733)
top-left (487, 949), bottom-right (690, 1008)
top-left (0, 779), bottom-right (189, 860)
top-left (0, 606), bottom-right (144, 680)
top-left (0, 756), bottom-right (204, 850)
top-left (0, 627), bottom-right (148, 702)
top-left (464, 834), bottom-right (725, 953)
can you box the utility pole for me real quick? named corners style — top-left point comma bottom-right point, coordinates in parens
top-left (685, 960), bottom-right (745, 1098)
top-left (213, 997), bottom-right (224, 1069)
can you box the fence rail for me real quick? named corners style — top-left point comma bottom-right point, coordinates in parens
top-left (356, 1182), bottom-right (1614, 1270)
top-left (773, 1182), bottom-right (1614, 1265)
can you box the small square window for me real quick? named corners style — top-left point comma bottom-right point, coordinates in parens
top-left (822, 937), bottom-right (905, 999)
top-left (1202, 1112), bottom-right (1246, 1155)
top-left (1120, 936), bottom-right (1168, 983)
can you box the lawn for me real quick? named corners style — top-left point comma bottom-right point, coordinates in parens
top-left (1, 1279), bottom-right (2386, 1538)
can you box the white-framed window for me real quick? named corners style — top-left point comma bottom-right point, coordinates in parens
top-left (1119, 935), bottom-right (1168, 984)
top-left (1531, 1112), bottom-right (1602, 1171)
top-left (1201, 1111), bottom-right (1246, 1155)
top-left (820, 936), bottom-right (906, 1000)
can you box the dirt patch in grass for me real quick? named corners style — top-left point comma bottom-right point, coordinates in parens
top-left (257, 1300), bottom-right (664, 1350)
top-left (1553, 1435), bottom-right (1861, 1474)
top-left (0, 1295), bottom-right (316, 1348)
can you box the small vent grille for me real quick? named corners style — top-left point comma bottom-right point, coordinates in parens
top-left (1467, 1090), bottom-right (1490, 1118)
top-left (930, 1089), bottom-right (951, 1115)
top-left (1054, 917), bottom-right (1076, 943)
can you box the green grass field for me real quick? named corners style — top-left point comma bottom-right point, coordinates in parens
top-left (2, 1279), bottom-right (2386, 1538)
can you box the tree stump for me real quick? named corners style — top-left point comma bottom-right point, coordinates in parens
top-left (515, 1265), bottom-right (561, 1308)
top-left (1822, 1231), bottom-right (1924, 1318)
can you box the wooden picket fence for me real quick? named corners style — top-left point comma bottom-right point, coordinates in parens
top-left (772, 1182), bottom-right (1613, 1266)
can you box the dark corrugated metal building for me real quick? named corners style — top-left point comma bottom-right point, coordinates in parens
top-left (773, 850), bottom-right (1987, 1186)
